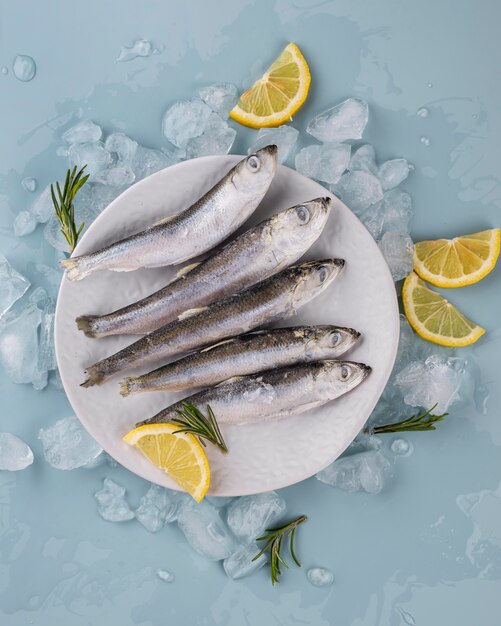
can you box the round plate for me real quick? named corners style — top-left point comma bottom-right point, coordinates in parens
top-left (55, 155), bottom-right (399, 496)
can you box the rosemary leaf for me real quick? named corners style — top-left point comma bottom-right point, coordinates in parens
top-left (369, 404), bottom-right (448, 434)
top-left (172, 402), bottom-right (228, 453)
top-left (50, 165), bottom-right (89, 254)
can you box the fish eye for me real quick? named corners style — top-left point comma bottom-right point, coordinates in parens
top-left (329, 331), bottom-right (341, 347)
top-left (318, 265), bottom-right (329, 283)
top-left (340, 364), bottom-right (352, 380)
top-left (295, 206), bottom-right (311, 225)
top-left (247, 155), bottom-right (261, 172)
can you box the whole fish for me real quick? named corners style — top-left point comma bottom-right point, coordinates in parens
top-left (76, 198), bottom-right (331, 338)
top-left (60, 146), bottom-right (278, 281)
top-left (82, 259), bottom-right (344, 387)
top-left (135, 360), bottom-right (371, 427)
top-left (120, 325), bottom-right (360, 396)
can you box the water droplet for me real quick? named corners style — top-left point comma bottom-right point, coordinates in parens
top-left (1, 66), bottom-right (8, 75)
top-left (391, 438), bottom-right (413, 457)
top-left (427, 82), bottom-right (433, 88)
top-left (417, 107), bottom-right (429, 118)
top-left (420, 136), bottom-right (430, 146)
top-left (21, 177), bottom-right (37, 192)
top-left (12, 55), bottom-right (36, 82)
top-left (472, 113), bottom-right (479, 120)
top-left (157, 568), bottom-right (174, 582)
top-left (116, 39), bottom-right (153, 63)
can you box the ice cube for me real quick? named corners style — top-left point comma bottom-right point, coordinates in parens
top-left (39, 416), bottom-right (103, 470)
top-left (198, 83), bottom-right (239, 116)
top-left (132, 145), bottom-right (177, 180)
top-left (163, 491), bottom-right (192, 523)
top-left (306, 567), bottom-right (334, 587)
top-left (206, 496), bottom-right (236, 509)
top-left (0, 433), bottom-right (34, 471)
top-left (242, 383), bottom-right (276, 404)
top-left (22, 177), bottom-right (37, 192)
top-left (395, 354), bottom-right (472, 413)
top-left (30, 186), bottom-right (53, 223)
top-left (135, 484), bottom-right (175, 532)
top-left (248, 125), bottom-right (299, 164)
top-left (227, 491), bottom-right (286, 544)
top-left (348, 144), bottom-right (378, 175)
top-left (32, 301), bottom-right (55, 391)
top-left (295, 143), bottom-right (351, 185)
top-left (105, 132), bottom-right (138, 164)
top-left (334, 170), bottom-right (383, 213)
top-left (68, 142), bottom-right (112, 179)
top-left (185, 113), bottom-right (236, 158)
top-left (62, 120), bottom-right (102, 145)
top-left (316, 450), bottom-right (390, 494)
top-left (306, 98), bottom-right (369, 143)
top-left (13, 210), bottom-right (37, 237)
top-left (362, 189), bottom-right (413, 240)
top-left (35, 263), bottom-right (62, 300)
top-left (0, 304), bottom-right (41, 384)
top-left (177, 499), bottom-right (237, 560)
top-left (390, 438), bottom-right (413, 457)
top-left (223, 543), bottom-right (268, 580)
top-left (29, 287), bottom-right (49, 308)
top-left (0, 256), bottom-right (30, 318)
top-left (94, 478), bottom-right (135, 522)
top-left (161, 99), bottom-right (212, 149)
top-left (95, 165), bottom-right (135, 188)
top-left (378, 231), bottom-right (414, 281)
top-left (378, 159), bottom-right (412, 190)
top-left (116, 39), bottom-right (153, 62)
top-left (157, 569), bottom-right (175, 583)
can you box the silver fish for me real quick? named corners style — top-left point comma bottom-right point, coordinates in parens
top-left (76, 198), bottom-right (331, 338)
top-left (82, 259), bottom-right (344, 387)
top-left (60, 146), bottom-right (278, 281)
top-left (120, 325), bottom-right (360, 396)
top-left (136, 360), bottom-right (371, 427)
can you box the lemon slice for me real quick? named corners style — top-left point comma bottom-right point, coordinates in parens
top-left (123, 424), bottom-right (210, 502)
top-left (414, 228), bottom-right (500, 288)
top-left (402, 272), bottom-right (485, 347)
top-left (230, 43), bottom-right (311, 128)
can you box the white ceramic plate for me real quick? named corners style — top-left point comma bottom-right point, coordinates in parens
top-left (55, 155), bottom-right (399, 496)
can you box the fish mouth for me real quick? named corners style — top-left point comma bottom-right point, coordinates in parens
top-left (348, 328), bottom-right (361, 341)
top-left (257, 144), bottom-right (278, 156)
top-left (333, 258), bottom-right (345, 269)
top-left (320, 196), bottom-right (332, 209)
top-left (360, 363), bottom-right (372, 378)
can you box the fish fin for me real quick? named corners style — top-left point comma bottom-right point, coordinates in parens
top-left (76, 315), bottom-right (100, 338)
top-left (150, 214), bottom-right (177, 228)
top-left (177, 306), bottom-right (209, 321)
top-left (200, 338), bottom-right (236, 352)
top-left (215, 376), bottom-right (245, 387)
top-left (120, 377), bottom-right (139, 397)
top-left (80, 365), bottom-right (106, 388)
top-left (176, 262), bottom-right (201, 279)
top-left (59, 256), bottom-right (91, 281)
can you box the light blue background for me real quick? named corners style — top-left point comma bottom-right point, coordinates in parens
top-left (1, 1), bottom-right (500, 624)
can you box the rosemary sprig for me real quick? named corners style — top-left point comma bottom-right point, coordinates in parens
top-left (369, 404), bottom-right (448, 434)
top-left (50, 165), bottom-right (89, 253)
top-left (252, 515), bottom-right (307, 585)
top-left (172, 402), bottom-right (228, 453)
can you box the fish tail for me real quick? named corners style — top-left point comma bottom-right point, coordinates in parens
top-left (81, 365), bottom-right (107, 388)
top-left (59, 256), bottom-right (95, 281)
top-left (76, 315), bottom-right (101, 338)
top-left (120, 377), bottom-right (141, 397)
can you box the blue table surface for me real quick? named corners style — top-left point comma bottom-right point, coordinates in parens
top-left (1, 1), bottom-right (500, 624)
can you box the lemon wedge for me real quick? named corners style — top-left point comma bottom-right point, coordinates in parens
top-left (123, 424), bottom-right (210, 502)
top-left (414, 228), bottom-right (500, 288)
top-left (230, 43), bottom-right (311, 128)
top-left (402, 272), bottom-right (485, 347)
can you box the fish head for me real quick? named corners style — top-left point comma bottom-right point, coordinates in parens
top-left (290, 259), bottom-right (345, 308)
top-left (314, 360), bottom-right (372, 398)
top-left (232, 145), bottom-right (278, 197)
top-left (267, 197), bottom-right (331, 256)
top-left (307, 326), bottom-right (361, 358)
